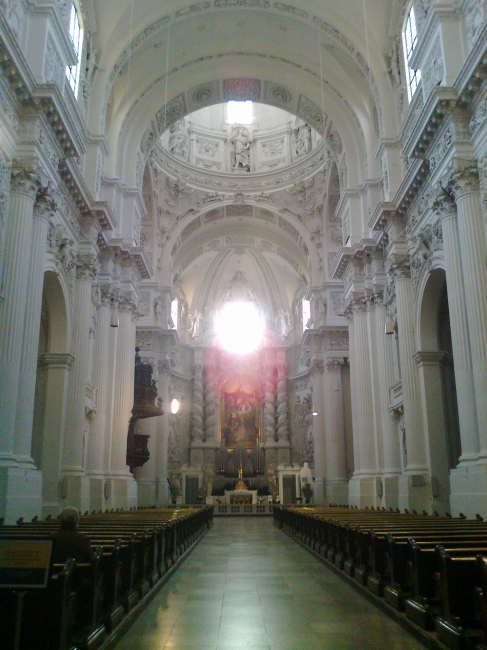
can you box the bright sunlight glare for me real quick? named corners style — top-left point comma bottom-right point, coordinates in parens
top-left (216, 301), bottom-right (263, 354)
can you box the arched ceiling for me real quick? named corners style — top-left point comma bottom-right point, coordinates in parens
top-left (86, 0), bottom-right (399, 186)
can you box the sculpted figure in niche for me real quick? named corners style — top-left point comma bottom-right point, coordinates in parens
top-left (267, 464), bottom-right (278, 498)
top-left (188, 309), bottom-right (204, 338)
top-left (276, 309), bottom-right (292, 337)
top-left (169, 121), bottom-right (189, 158)
top-left (231, 127), bottom-right (251, 171)
top-left (294, 123), bottom-right (312, 157)
top-left (203, 463), bottom-right (215, 496)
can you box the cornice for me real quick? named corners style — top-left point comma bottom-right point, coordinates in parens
top-left (331, 239), bottom-right (378, 279)
top-left (102, 238), bottom-right (153, 280)
top-left (151, 138), bottom-right (328, 194)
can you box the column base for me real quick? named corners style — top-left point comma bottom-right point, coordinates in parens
top-left (312, 478), bottom-right (324, 504)
top-left (0, 464), bottom-right (43, 523)
top-left (325, 479), bottom-right (349, 506)
top-left (348, 474), bottom-right (381, 508)
top-left (380, 475), bottom-right (400, 510)
top-left (87, 475), bottom-right (107, 512)
top-left (450, 462), bottom-right (487, 518)
top-left (137, 480), bottom-right (157, 507)
top-left (398, 474), bottom-right (434, 513)
top-left (156, 479), bottom-right (170, 507)
top-left (60, 474), bottom-right (90, 513)
top-left (105, 474), bottom-right (138, 510)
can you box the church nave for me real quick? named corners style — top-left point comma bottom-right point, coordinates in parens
top-left (114, 518), bottom-right (423, 650)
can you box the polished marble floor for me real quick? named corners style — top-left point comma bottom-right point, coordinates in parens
top-left (114, 517), bottom-right (425, 650)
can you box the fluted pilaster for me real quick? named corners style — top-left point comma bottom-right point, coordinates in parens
top-left (86, 290), bottom-right (111, 476)
top-left (310, 359), bottom-right (326, 496)
top-left (351, 302), bottom-right (376, 474)
top-left (394, 263), bottom-right (428, 472)
top-left (0, 164), bottom-right (39, 460)
top-left (449, 166), bottom-right (487, 453)
top-left (323, 359), bottom-right (347, 482)
top-left (62, 255), bottom-right (98, 475)
top-left (374, 303), bottom-right (401, 475)
top-left (14, 193), bottom-right (56, 462)
top-left (434, 193), bottom-right (479, 459)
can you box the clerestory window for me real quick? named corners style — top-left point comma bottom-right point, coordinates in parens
top-left (402, 5), bottom-right (421, 101)
top-left (226, 101), bottom-right (253, 125)
top-left (66, 3), bottom-right (83, 97)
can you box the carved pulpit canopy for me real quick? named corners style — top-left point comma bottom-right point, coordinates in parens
top-left (126, 348), bottom-right (164, 472)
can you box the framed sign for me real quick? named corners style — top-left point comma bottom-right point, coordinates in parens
top-left (0, 540), bottom-right (53, 588)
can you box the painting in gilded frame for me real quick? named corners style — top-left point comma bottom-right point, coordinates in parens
top-left (221, 389), bottom-right (260, 449)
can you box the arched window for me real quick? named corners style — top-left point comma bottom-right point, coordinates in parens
top-left (66, 2), bottom-right (83, 97)
top-left (402, 5), bottom-right (421, 101)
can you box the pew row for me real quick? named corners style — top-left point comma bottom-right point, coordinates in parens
top-left (0, 506), bottom-right (213, 650)
top-left (274, 505), bottom-right (487, 650)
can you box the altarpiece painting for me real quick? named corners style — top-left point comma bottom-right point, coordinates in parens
top-left (221, 389), bottom-right (260, 449)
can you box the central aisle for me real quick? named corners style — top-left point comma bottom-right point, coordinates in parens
top-left (115, 517), bottom-right (424, 650)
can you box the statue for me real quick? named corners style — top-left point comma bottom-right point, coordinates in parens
top-left (169, 121), bottom-right (189, 158)
top-left (154, 295), bottom-right (165, 320)
top-left (168, 468), bottom-right (181, 503)
top-left (188, 309), bottom-right (204, 338)
top-left (294, 123), bottom-right (311, 157)
top-left (276, 309), bottom-right (292, 337)
top-left (267, 464), bottom-right (278, 499)
top-left (231, 127), bottom-right (251, 171)
top-left (203, 463), bottom-right (215, 497)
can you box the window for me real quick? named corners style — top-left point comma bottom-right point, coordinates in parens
top-left (226, 101), bottom-right (253, 125)
top-left (402, 6), bottom-right (421, 101)
top-left (171, 299), bottom-right (178, 329)
top-left (302, 300), bottom-right (311, 332)
top-left (66, 3), bottom-right (83, 97)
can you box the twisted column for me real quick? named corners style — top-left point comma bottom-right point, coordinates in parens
top-left (204, 365), bottom-right (217, 442)
top-left (276, 363), bottom-right (289, 442)
top-left (434, 192), bottom-right (479, 459)
top-left (449, 166), bottom-right (487, 453)
top-left (191, 364), bottom-right (204, 441)
top-left (264, 364), bottom-right (276, 442)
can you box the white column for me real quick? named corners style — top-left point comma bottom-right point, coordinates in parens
top-left (155, 361), bottom-right (170, 506)
top-left (109, 299), bottom-right (137, 508)
top-left (323, 359), bottom-right (348, 504)
top-left (14, 195), bottom-right (55, 462)
top-left (348, 301), bottom-right (377, 507)
top-left (375, 302), bottom-right (401, 507)
top-left (86, 291), bottom-right (112, 510)
top-left (61, 255), bottom-right (97, 510)
top-left (276, 363), bottom-right (289, 442)
top-left (394, 266), bottom-right (428, 472)
top-left (204, 363), bottom-right (218, 443)
top-left (0, 165), bottom-right (42, 523)
top-left (264, 363), bottom-right (276, 444)
top-left (435, 196), bottom-right (479, 460)
top-left (35, 353), bottom-right (73, 517)
top-left (310, 360), bottom-right (326, 503)
top-left (449, 167), bottom-right (487, 454)
top-left (0, 166), bottom-right (39, 460)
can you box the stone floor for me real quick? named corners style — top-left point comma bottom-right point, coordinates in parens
top-left (114, 517), bottom-right (425, 650)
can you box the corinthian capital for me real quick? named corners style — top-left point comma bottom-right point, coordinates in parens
top-left (76, 253), bottom-right (99, 281)
top-left (10, 160), bottom-right (40, 197)
top-left (326, 358), bottom-right (343, 373)
top-left (310, 359), bottom-right (324, 375)
top-left (447, 161), bottom-right (479, 199)
top-left (391, 259), bottom-right (411, 280)
top-left (431, 184), bottom-right (456, 219)
top-left (34, 184), bottom-right (57, 221)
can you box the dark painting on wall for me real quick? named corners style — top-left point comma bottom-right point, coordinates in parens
top-left (222, 389), bottom-right (260, 449)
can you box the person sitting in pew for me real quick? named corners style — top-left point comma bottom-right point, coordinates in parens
top-left (52, 507), bottom-right (94, 564)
